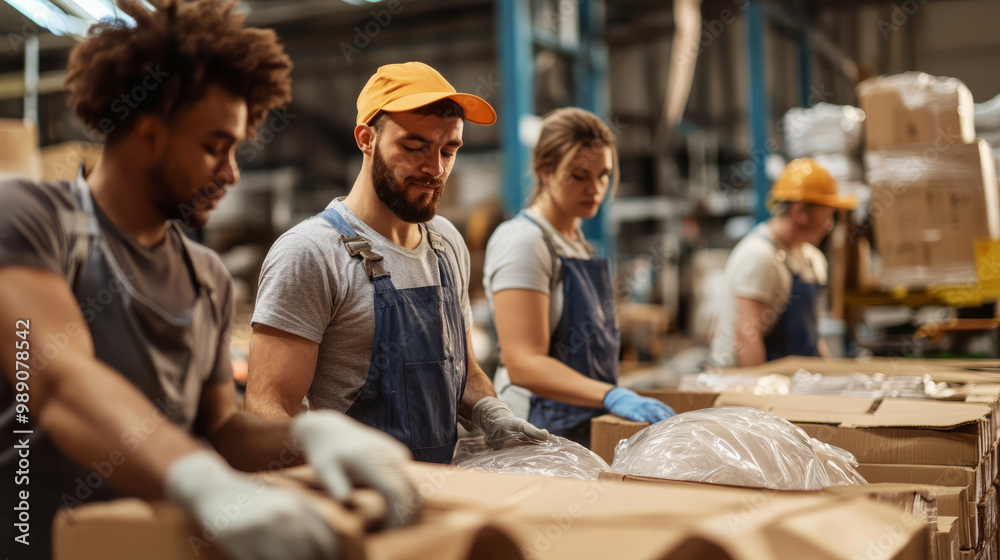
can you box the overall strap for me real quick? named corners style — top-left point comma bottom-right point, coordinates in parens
top-left (423, 223), bottom-right (458, 290)
top-left (65, 165), bottom-right (98, 290)
top-left (318, 208), bottom-right (391, 282)
top-left (518, 211), bottom-right (560, 292)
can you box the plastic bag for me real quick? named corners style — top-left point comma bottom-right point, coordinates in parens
top-left (610, 407), bottom-right (866, 490)
top-left (679, 372), bottom-right (790, 395)
top-left (782, 103), bottom-right (865, 158)
top-left (975, 92), bottom-right (1000, 132)
top-left (790, 370), bottom-right (946, 399)
top-left (452, 433), bottom-right (609, 480)
top-left (857, 72), bottom-right (971, 112)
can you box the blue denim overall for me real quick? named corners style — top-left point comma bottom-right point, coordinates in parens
top-left (520, 213), bottom-right (620, 446)
top-left (318, 208), bottom-right (467, 464)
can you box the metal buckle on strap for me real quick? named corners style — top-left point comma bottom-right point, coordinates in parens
top-left (427, 230), bottom-right (446, 253)
top-left (340, 235), bottom-right (390, 280)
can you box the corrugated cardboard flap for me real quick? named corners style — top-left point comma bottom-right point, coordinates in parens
top-left (713, 393), bottom-right (989, 429)
top-left (713, 393), bottom-right (877, 417)
top-left (838, 399), bottom-right (988, 429)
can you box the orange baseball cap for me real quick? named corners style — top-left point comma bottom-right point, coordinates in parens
top-left (356, 61), bottom-right (497, 126)
top-left (769, 158), bottom-right (858, 210)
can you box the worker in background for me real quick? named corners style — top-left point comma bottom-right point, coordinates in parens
top-left (246, 62), bottom-right (549, 463)
top-left (0, 3), bottom-right (417, 558)
top-left (709, 158), bottom-right (858, 368)
top-left (483, 108), bottom-right (676, 447)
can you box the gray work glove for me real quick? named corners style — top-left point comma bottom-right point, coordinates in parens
top-left (471, 396), bottom-right (550, 449)
top-left (166, 450), bottom-right (337, 560)
top-left (290, 411), bottom-right (419, 528)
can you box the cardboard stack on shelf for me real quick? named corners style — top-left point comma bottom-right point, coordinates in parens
top-left (858, 72), bottom-right (999, 289)
top-left (0, 119), bottom-right (43, 181)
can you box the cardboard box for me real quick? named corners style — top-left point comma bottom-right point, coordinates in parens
top-left (592, 392), bottom-right (994, 467)
top-left (970, 497), bottom-right (982, 553)
top-left (720, 356), bottom-right (1000, 381)
top-left (39, 141), bottom-right (102, 181)
top-left (980, 486), bottom-right (1000, 550)
top-left (865, 140), bottom-right (999, 288)
top-left (856, 463), bottom-right (983, 504)
top-left (0, 119), bottom-right (42, 181)
top-left (858, 72), bottom-right (976, 149)
top-left (975, 528), bottom-right (998, 560)
top-left (54, 463), bottom-right (931, 560)
top-left (937, 516), bottom-right (960, 560)
top-left (934, 486), bottom-right (974, 550)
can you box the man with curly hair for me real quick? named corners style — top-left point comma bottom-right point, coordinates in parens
top-left (0, 2), bottom-right (417, 558)
top-left (246, 62), bottom-right (549, 464)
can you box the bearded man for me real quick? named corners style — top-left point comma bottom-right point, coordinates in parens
top-left (246, 62), bottom-right (548, 463)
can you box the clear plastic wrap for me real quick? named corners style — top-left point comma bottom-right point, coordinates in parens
top-left (679, 372), bottom-right (790, 395)
top-left (789, 370), bottom-right (947, 399)
top-left (975, 92), bottom-right (1000, 132)
top-left (451, 433), bottom-right (609, 480)
top-left (864, 139), bottom-right (997, 289)
top-left (609, 407), bottom-right (866, 490)
top-left (857, 72), bottom-right (972, 114)
top-left (857, 72), bottom-right (976, 147)
top-left (782, 103), bottom-right (865, 158)
top-left (811, 152), bottom-right (864, 183)
top-left (864, 140), bottom-right (992, 185)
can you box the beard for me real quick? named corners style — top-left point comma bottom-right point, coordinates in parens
top-left (147, 158), bottom-right (221, 229)
top-left (372, 143), bottom-right (444, 224)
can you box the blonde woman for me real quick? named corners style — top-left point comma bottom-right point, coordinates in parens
top-left (484, 108), bottom-right (675, 446)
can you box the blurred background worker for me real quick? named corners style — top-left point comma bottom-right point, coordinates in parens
top-left (709, 158), bottom-right (858, 368)
top-left (0, 3), bottom-right (417, 558)
top-left (484, 108), bottom-right (676, 446)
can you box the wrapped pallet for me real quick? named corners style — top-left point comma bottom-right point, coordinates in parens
top-left (858, 72), bottom-right (976, 149)
top-left (783, 102), bottom-right (866, 159)
top-left (865, 139), bottom-right (999, 288)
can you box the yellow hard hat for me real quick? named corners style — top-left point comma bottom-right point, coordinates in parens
top-left (769, 158), bottom-right (858, 210)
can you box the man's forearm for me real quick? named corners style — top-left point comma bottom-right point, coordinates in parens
top-left (245, 396), bottom-right (298, 422)
top-left (459, 364), bottom-right (496, 420)
top-left (36, 351), bottom-right (204, 500)
top-left (209, 411), bottom-right (305, 472)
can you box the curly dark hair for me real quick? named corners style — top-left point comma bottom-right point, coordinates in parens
top-left (64, 0), bottom-right (293, 143)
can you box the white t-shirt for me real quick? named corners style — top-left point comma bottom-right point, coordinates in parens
top-left (482, 208), bottom-right (593, 417)
top-left (252, 199), bottom-right (473, 413)
top-left (708, 222), bottom-right (827, 368)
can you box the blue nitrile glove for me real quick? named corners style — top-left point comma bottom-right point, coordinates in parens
top-left (603, 387), bottom-right (676, 423)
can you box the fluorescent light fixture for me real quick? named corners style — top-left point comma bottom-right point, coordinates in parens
top-left (5, 0), bottom-right (89, 36)
top-left (52, 0), bottom-right (137, 25)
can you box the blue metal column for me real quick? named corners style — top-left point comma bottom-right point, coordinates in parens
top-left (799, 30), bottom-right (813, 107)
top-left (746, 0), bottom-right (771, 223)
top-left (496, 0), bottom-right (534, 216)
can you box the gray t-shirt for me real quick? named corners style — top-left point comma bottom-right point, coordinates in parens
top-left (709, 223), bottom-right (827, 368)
top-left (252, 199), bottom-right (473, 413)
top-left (0, 177), bottom-right (233, 389)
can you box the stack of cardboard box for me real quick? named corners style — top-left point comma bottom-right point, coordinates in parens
top-left (592, 359), bottom-right (1000, 559)
top-left (858, 72), bottom-right (999, 289)
top-left (0, 119), bottom-right (43, 181)
top-left (55, 462), bottom-right (932, 560)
